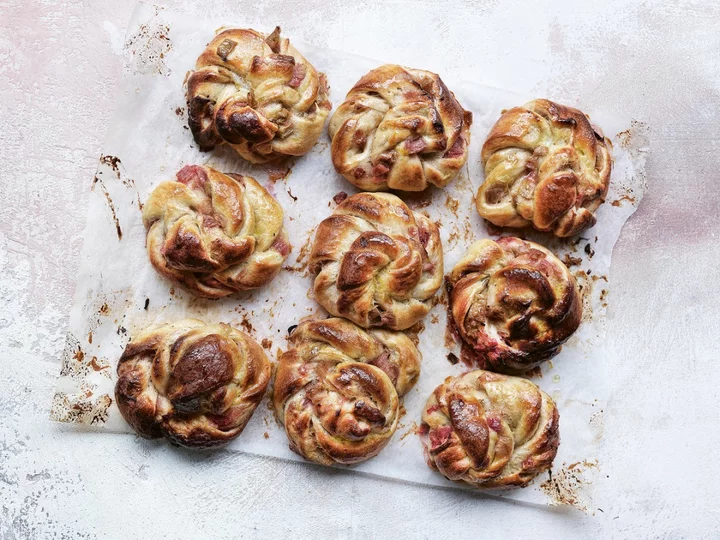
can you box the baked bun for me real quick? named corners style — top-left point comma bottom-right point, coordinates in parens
top-left (115, 319), bottom-right (271, 448)
top-left (273, 317), bottom-right (420, 464)
top-left (187, 27), bottom-right (331, 163)
top-left (447, 237), bottom-right (581, 373)
top-left (328, 64), bottom-right (471, 191)
top-left (420, 369), bottom-right (559, 488)
top-left (309, 192), bottom-right (443, 330)
top-left (477, 99), bottom-right (612, 237)
top-left (143, 165), bottom-right (290, 298)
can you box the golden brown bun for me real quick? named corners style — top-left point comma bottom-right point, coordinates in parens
top-left (420, 369), bottom-right (559, 488)
top-left (447, 237), bottom-right (581, 373)
top-left (309, 192), bottom-right (443, 330)
top-left (115, 319), bottom-right (271, 448)
top-left (328, 64), bottom-right (471, 191)
top-left (187, 27), bottom-right (331, 163)
top-left (143, 165), bottom-right (290, 298)
top-left (273, 317), bottom-right (421, 464)
top-left (477, 99), bottom-right (612, 237)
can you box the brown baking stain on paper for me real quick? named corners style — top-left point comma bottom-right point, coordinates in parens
top-left (611, 194), bottom-right (636, 207)
top-left (99, 155), bottom-right (121, 173)
top-left (540, 460), bottom-right (599, 512)
top-left (239, 315), bottom-right (254, 335)
top-left (92, 174), bottom-right (122, 240)
top-left (615, 119), bottom-right (649, 156)
top-left (283, 233), bottom-right (313, 274)
top-left (562, 254), bottom-right (583, 267)
top-left (446, 229), bottom-right (460, 251)
top-left (266, 159), bottom-right (293, 182)
top-left (50, 392), bottom-right (112, 426)
top-left (90, 356), bottom-right (111, 375)
top-left (59, 334), bottom-right (91, 382)
top-left (399, 421), bottom-right (419, 442)
top-left (92, 154), bottom-right (145, 241)
top-left (100, 155), bottom-right (143, 210)
top-left (398, 403), bottom-right (407, 420)
top-left (573, 270), bottom-right (594, 322)
top-left (312, 141), bottom-right (329, 154)
top-left (124, 17), bottom-right (173, 76)
top-left (400, 189), bottom-right (434, 210)
top-left (444, 194), bottom-right (460, 217)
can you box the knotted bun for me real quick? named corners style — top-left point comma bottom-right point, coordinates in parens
top-left (273, 317), bottom-right (421, 464)
top-left (477, 99), bottom-right (612, 237)
top-left (115, 319), bottom-right (271, 448)
top-left (447, 237), bottom-right (581, 373)
top-left (420, 369), bottom-right (559, 488)
top-left (309, 192), bottom-right (443, 330)
top-left (187, 27), bottom-right (331, 163)
top-left (143, 165), bottom-right (290, 298)
top-left (329, 64), bottom-right (471, 191)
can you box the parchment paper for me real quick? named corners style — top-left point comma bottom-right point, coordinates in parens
top-left (51, 2), bottom-right (648, 510)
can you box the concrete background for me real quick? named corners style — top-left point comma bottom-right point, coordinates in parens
top-left (1, 0), bottom-right (718, 538)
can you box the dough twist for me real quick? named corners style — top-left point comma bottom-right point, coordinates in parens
top-left (310, 192), bottom-right (443, 330)
top-left (329, 64), bottom-right (471, 191)
top-left (477, 99), bottom-right (612, 237)
top-left (273, 318), bottom-right (421, 464)
top-left (447, 237), bottom-right (581, 373)
top-left (115, 319), bottom-right (271, 448)
top-left (187, 27), bottom-right (331, 163)
top-left (421, 370), bottom-right (559, 488)
top-left (143, 165), bottom-right (290, 298)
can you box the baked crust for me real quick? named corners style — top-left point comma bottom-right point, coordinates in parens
top-left (309, 192), bottom-right (443, 330)
top-left (477, 99), bottom-right (612, 237)
top-left (186, 27), bottom-right (331, 163)
top-left (447, 237), bottom-right (581, 373)
top-left (420, 369), bottom-right (559, 488)
top-left (328, 64), bottom-right (471, 191)
top-left (273, 317), bottom-right (421, 464)
top-left (143, 165), bottom-right (290, 298)
top-left (115, 319), bottom-right (271, 448)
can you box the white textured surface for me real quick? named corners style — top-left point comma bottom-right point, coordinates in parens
top-left (1, 0), bottom-right (718, 538)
